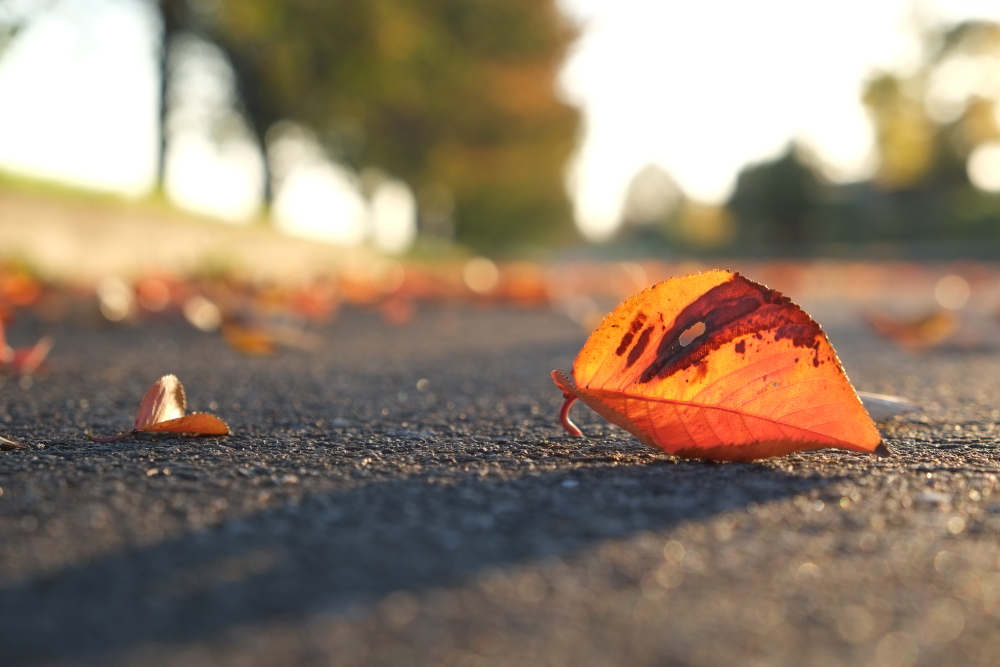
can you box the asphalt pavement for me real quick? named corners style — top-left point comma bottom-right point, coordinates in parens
top-left (3, 300), bottom-right (1000, 667)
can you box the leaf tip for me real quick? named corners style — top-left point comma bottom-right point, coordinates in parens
top-left (874, 442), bottom-right (892, 458)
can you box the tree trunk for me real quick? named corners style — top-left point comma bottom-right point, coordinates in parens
top-left (219, 45), bottom-right (277, 205)
top-left (155, 0), bottom-right (185, 194)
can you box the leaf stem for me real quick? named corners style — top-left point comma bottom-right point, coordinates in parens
top-left (87, 430), bottom-right (138, 443)
top-left (559, 394), bottom-right (583, 437)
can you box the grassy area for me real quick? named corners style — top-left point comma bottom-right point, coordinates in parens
top-left (0, 173), bottom-right (370, 284)
top-left (0, 167), bottom-right (277, 227)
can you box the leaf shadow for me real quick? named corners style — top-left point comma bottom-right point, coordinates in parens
top-left (0, 461), bottom-right (827, 664)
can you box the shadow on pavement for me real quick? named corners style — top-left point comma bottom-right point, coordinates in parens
top-left (0, 461), bottom-right (826, 664)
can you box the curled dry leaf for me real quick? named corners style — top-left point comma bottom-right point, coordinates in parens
top-left (88, 374), bottom-right (230, 443)
top-left (0, 435), bottom-right (27, 451)
top-left (553, 270), bottom-right (887, 462)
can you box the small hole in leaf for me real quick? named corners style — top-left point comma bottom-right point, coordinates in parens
top-left (679, 321), bottom-right (706, 347)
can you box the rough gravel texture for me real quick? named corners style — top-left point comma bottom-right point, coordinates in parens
top-left (2, 301), bottom-right (1000, 667)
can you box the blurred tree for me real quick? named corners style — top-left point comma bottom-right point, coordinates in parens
top-left (727, 144), bottom-right (827, 250)
top-left (620, 164), bottom-right (681, 227)
top-left (674, 201), bottom-right (735, 250)
top-left (156, 0), bottom-right (186, 198)
top-left (862, 73), bottom-right (936, 189)
top-left (0, 15), bottom-right (18, 56)
top-left (0, 0), bottom-right (578, 251)
top-left (0, 1), bottom-right (54, 59)
top-left (931, 20), bottom-right (1000, 63)
top-left (721, 18), bottom-right (1000, 255)
top-left (855, 20), bottom-right (1000, 245)
top-left (863, 20), bottom-right (1000, 194)
top-left (616, 163), bottom-right (681, 247)
top-left (161, 0), bottom-right (580, 252)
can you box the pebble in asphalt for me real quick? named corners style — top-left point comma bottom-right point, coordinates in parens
top-left (2, 303), bottom-right (1000, 666)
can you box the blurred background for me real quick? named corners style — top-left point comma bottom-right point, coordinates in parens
top-left (4, 0), bottom-right (1000, 343)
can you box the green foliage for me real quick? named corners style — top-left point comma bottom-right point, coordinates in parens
top-left (192, 0), bottom-right (580, 253)
top-left (728, 145), bottom-right (826, 249)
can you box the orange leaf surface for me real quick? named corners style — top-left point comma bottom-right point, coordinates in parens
top-left (144, 413), bottom-right (231, 436)
top-left (553, 270), bottom-right (886, 461)
top-left (88, 375), bottom-right (229, 442)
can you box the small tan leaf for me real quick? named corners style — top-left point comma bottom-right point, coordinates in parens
top-left (133, 374), bottom-right (186, 431)
top-left (88, 375), bottom-right (228, 442)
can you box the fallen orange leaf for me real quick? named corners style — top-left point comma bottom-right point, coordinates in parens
top-left (221, 323), bottom-right (276, 355)
top-left (553, 270), bottom-right (886, 461)
top-left (865, 309), bottom-right (957, 351)
top-left (88, 374), bottom-right (230, 442)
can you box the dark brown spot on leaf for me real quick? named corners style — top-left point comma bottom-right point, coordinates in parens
top-left (640, 274), bottom-right (814, 383)
top-left (735, 340), bottom-right (746, 354)
top-left (625, 325), bottom-right (654, 368)
top-left (615, 312), bottom-right (648, 356)
top-left (774, 323), bottom-right (822, 349)
top-left (615, 332), bottom-right (634, 356)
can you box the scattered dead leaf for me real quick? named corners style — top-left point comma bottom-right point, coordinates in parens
top-left (0, 320), bottom-right (53, 376)
top-left (88, 374), bottom-right (230, 443)
top-left (221, 323), bottom-right (276, 355)
top-left (865, 309), bottom-right (957, 351)
top-left (0, 435), bottom-right (27, 451)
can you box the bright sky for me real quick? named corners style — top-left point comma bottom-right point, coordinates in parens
top-left (1, 0), bottom-right (1000, 244)
top-left (557, 0), bottom-right (1000, 239)
top-left (0, 0), bottom-right (159, 195)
